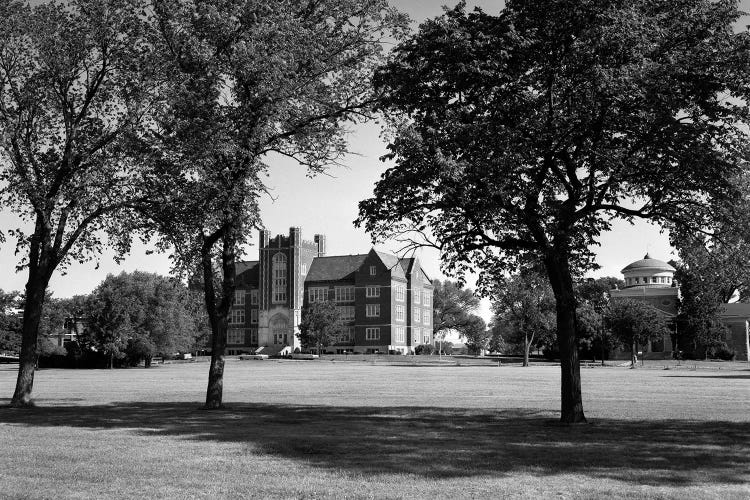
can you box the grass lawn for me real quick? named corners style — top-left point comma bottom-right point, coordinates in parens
top-left (0, 359), bottom-right (748, 499)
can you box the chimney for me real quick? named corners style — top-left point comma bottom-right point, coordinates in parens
top-left (259, 229), bottom-right (270, 248)
top-left (314, 234), bottom-right (326, 257)
top-left (289, 227), bottom-right (301, 246)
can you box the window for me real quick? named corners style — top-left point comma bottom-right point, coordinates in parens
top-left (250, 309), bottom-right (258, 324)
top-left (336, 306), bottom-right (355, 321)
top-left (230, 309), bottom-right (245, 325)
top-left (652, 277), bottom-right (658, 284)
top-left (272, 253), bottom-right (287, 303)
top-left (396, 304), bottom-right (405, 322)
top-left (250, 289), bottom-right (258, 305)
top-left (301, 263), bottom-right (307, 275)
top-left (423, 291), bottom-right (431, 307)
top-left (250, 328), bottom-right (258, 344)
top-left (369, 265), bottom-right (376, 276)
top-left (234, 290), bottom-right (245, 306)
top-left (423, 332), bottom-right (431, 344)
top-left (335, 286), bottom-right (355, 302)
top-left (423, 310), bottom-right (430, 325)
top-left (414, 327), bottom-right (421, 344)
top-left (366, 285), bottom-right (380, 298)
top-left (309, 287), bottom-right (328, 303)
top-left (634, 277), bottom-right (640, 284)
top-left (413, 307), bottom-right (420, 323)
top-left (338, 326), bottom-right (354, 343)
top-left (366, 327), bottom-right (380, 340)
top-left (414, 289), bottom-right (421, 304)
top-left (227, 328), bottom-right (244, 344)
top-left (366, 304), bottom-right (380, 317)
top-left (396, 326), bottom-right (405, 343)
top-left (395, 283), bottom-right (405, 302)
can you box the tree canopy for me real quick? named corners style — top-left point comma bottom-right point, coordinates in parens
top-left (432, 279), bottom-right (480, 338)
top-left (298, 300), bottom-right (343, 354)
top-left (606, 299), bottom-right (671, 366)
top-left (0, 0), bottom-right (162, 406)
top-left (357, 0), bottom-right (750, 422)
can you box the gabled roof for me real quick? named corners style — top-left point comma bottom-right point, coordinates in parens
top-left (306, 254), bottom-right (368, 282)
top-left (236, 261), bottom-right (259, 285)
top-left (374, 250), bottom-right (406, 279)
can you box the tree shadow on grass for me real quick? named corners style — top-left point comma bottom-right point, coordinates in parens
top-left (0, 402), bottom-right (747, 486)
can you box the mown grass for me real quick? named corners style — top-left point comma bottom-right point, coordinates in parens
top-left (0, 360), bottom-right (748, 499)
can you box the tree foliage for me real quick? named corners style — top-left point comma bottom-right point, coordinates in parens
top-left (357, 0), bottom-right (750, 422)
top-left (491, 270), bottom-right (556, 366)
top-left (461, 314), bottom-right (489, 355)
top-left (0, 0), bottom-right (162, 405)
top-left (432, 279), bottom-right (480, 339)
top-left (0, 290), bottom-right (21, 353)
top-left (83, 271), bottom-right (207, 361)
top-left (606, 299), bottom-right (671, 366)
top-left (298, 300), bottom-right (343, 354)
top-left (138, 0), bottom-right (407, 408)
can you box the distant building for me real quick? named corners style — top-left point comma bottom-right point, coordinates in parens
top-left (226, 227), bottom-right (434, 355)
top-left (610, 254), bottom-right (679, 356)
top-left (610, 253), bottom-right (749, 360)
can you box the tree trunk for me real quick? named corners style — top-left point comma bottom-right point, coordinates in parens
top-left (204, 226), bottom-right (236, 410)
top-left (631, 341), bottom-right (637, 368)
top-left (523, 332), bottom-right (530, 367)
top-left (544, 250), bottom-right (586, 424)
top-left (11, 217), bottom-right (55, 408)
top-left (10, 275), bottom-right (49, 407)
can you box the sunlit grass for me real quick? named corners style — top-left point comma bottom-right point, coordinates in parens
top-left (0, 360), bottom-right (748, 499)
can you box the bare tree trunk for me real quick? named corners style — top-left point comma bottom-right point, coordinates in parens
top-left (11, 218), bottom-right (54, 408)
top-left (630, 340), bottom-right (637, 368)
top-left (204, 226), bottom-right (236, 410)
top-left (544, 250), bottom-right (586, 424)
top-left (11, 276), bottom-right (48, 407)
top-left (523, 332), bottom-right (530, 367)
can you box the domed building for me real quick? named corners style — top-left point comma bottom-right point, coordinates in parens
top-left (609, 253), bottom-right (750, 361)
top-left (610, 253), bottom-right (679, 357)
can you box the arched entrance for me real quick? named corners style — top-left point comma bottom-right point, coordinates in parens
top-left (270, 315), bottom-right (289, 345)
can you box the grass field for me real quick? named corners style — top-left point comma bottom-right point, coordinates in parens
top-left (0, 359), bottom-right (748, 499)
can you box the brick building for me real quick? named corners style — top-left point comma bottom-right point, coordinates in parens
top-left (226, 227), bottom-right (434, 355)
top-left (610, 253), bottom-right (749, 361)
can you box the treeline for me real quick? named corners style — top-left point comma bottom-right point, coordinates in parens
top-left (0, 272), bottom-right (209, 368)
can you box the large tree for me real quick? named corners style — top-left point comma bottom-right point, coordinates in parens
top-left (0, 0), bottom-right (161, 406)
top-left (83, 271), bottom-right (206, 365)
top-left (432, 279), bottom-right (480, 341)
top-left (357, 0), bottom-right (750, 422)
top-left (460, 314), bottom-right (489, 355)
top-left (491, 270), bottom-right (556, 366)
top-left (606, 299), bottom-right (671, 367)
top-left (140, 0), bottom-right (407, 408)
top-left (298, 300), bottom-right (343, 355)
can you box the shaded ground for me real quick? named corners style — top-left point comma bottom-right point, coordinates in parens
top-left (0, 401), bottom-right (748, 487)
top-left (0, 362), bottom-right (748, 499)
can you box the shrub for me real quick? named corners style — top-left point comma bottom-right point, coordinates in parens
top-left (415, 344), bottom-right (436, 355)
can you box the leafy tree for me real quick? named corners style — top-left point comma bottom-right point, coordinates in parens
top-left (606, 299), bottom-right (671, 367)
top-left (125, 334), bottom-right (157, 367)
top-left (575, 278), bottom-right (621, 364)
top-left (415, 344), bottom-right (435, 355)
top-left (432, 279), bottom-right (480, 343)
top-left (0, 0), bottom-right (162, 405)
top-left (84, 271), bottom-right (205, 364)
top-left (0, 290), bottom-right (21, 353)
top-left (461, 314), bottom-right (489, 355)
top-left (491, 271), bottom-right (556, 366)
top-left (357, 1), bottom-right (750, 422)
top-left (298, 300), bottom-right (343, 354)
top-left (139, 0), bottom-right (407, 409)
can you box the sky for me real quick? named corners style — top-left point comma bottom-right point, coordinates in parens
top-left (2, 0), bottom-right (749, 328)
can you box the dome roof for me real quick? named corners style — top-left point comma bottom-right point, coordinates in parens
top-left (621, 253), bottom-right (675, 274)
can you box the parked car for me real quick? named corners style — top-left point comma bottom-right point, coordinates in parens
top-left (239, 353), bottom-right (269, 360)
